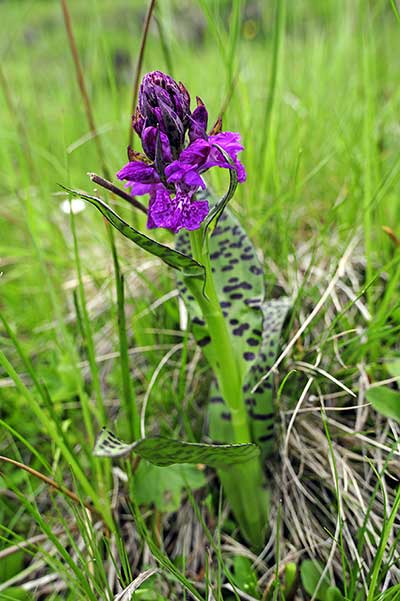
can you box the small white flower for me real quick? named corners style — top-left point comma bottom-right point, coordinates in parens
top-left (60, 198), bottom-right (86, 214)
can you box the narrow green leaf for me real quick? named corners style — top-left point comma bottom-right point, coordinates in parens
top-left (231, 556), bottom-right (258, 597)
top-left (93, 428), bottom-right (259, 468)
top-left (366, 387), bottom-right (400, 422)
top-left (108, 222), bottom-right (139, 440)
top-left (300, 560), bottom-right (330, 601)
top-left (326, 587), bottom-right (345, 601)
top-left (0, 588), bottom-right (34, 601)
top-left (385, 358), bottom-right (400, 378)
top-left (202, 145), bottom-right (238, 241)
top-left (60, 186), bottom-right (205, 279)
top-left (113, 568), bottom-right (160, 601)
top-left (283, 563), bottom-right (298, 598)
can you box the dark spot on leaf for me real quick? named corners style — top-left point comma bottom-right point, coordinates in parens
top-left (192, 316), bottom-right (205, 326)
top-left (198, 336), bottom-right (211, 347)
top-left (233, 323), bottom-right (250, 336)
top-left (248, 410), bottom-right (274, 421)
top-left (220, 301), bottom-right (231, 308)
top-left (244, 352), bottom-right (256, 361)
top-left (258, 433), bottom-right (274, 443)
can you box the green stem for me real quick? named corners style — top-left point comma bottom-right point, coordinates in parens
top-left (188, 229), bottom-right (250, 443)
top-left (187, 228), bottom-right (268, 550)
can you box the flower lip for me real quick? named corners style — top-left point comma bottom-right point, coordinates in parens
top-left (149, 186), bottom-right (209, 233)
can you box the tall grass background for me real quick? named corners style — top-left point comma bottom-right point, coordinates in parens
top-left (1, 0), bottom-right (400, 599)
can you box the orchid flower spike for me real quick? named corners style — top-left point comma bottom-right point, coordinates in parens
top-left (117, 71), bottom-right (246, 233)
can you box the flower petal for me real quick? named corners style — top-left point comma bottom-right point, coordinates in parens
top-left (165, 138), bottom-right (210, 187)
top-left (188, 102), bottom-right (208, 142)
top-left (234, 159), bottom-right (247, 183)
top-left (180, 197), bottom-right (209, 231)
top-left (182, 170), bottom-right (206, 188)
top-left (209, 132), bottom-right (244, 155)
top-left (129, 182), bottom-right (165, 196)
top-left (149, 188), bottom-right (179, 231)
top-left (116, 161), bottom-right (160, 184)
top-left (166, 165), bottom-right (205, 189)
top-left (141, 127), bottom-right (173, 163)
top-left (207, 131), bottom-right (246, 182)
top-left (177, 138), bottom-right (210, 166)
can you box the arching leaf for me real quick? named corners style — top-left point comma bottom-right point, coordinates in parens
top-left (202, 145), bottom-right (238, 241)
top-left (93, 428), bottom-right (259, 468)
top-left (60, 186), bottom-right (205, 279)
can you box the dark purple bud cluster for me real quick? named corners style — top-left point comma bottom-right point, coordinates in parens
top-left (117, 71), bottom-right (246, 233)
top-left (138, 71), bottom-right (190, 159)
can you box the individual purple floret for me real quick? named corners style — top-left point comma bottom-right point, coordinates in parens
top-left (117, 71), bottom-right (246, 233)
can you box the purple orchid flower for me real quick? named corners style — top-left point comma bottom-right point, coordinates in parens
top-left (117, 71), bottom-right (246, 233)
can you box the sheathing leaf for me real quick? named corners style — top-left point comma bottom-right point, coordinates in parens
top-left (176, 204), bottom-right (289, 455)
top-left (176, 208), bottom-right (265, 379)
top-left (208, 299), bottom-right (290, 456)
top-left (243, 298), bottom-right (290, 456)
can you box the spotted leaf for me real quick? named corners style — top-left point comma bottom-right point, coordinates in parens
top-left (176, 206), bottom-right (265, 379)
top-left (208, 299), bottom-right (290, 456)
top-left (242, 298), bottom-right (290, 456)
top-left (61, 186), bottom-right (205, 279)
top-left (208, 380), bottom-right (234, 443)
top-left (93, 428), bottom-right (259, 468)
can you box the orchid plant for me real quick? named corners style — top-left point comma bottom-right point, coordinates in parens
top-left (66, 71), bottom-right (289, 549)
